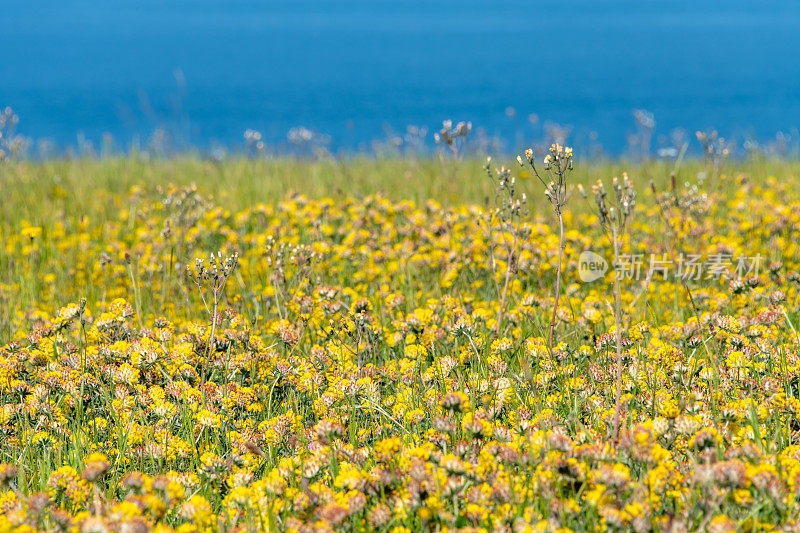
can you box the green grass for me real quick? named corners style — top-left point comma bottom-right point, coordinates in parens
top-left (0, 154), bottom-right (798, 531)
top-left (2, 154), bottom-right (799, 220)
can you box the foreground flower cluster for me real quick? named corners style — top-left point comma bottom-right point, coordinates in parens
top-left (0, 169), bottom-right (799, 532)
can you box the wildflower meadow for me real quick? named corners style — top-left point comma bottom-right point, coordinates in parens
top-left (0, 149), bottom-right (799, 533)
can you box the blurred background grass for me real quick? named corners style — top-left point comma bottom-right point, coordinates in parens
top-left (2, 156), bottom-right (799, 225)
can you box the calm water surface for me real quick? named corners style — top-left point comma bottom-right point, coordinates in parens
top-left (3, 0), bottom-right (800, 154)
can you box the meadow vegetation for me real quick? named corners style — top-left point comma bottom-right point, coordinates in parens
top-left (0, 152), bottom-right (799, 532)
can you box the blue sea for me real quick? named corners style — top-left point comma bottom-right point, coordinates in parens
top-left (3, 0), bottom-right (800, 155)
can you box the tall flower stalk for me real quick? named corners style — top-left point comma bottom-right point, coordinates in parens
top-left (580, 174), bottom-right (636, 442)
top-left (187, 251), bottom-right (239, 385)
top-left (481, 159), bottom-right (529, 338)
top-left (517, 144), bottom-right (573, 355)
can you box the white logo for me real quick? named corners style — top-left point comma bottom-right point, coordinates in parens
top-left (578, 250), bottom-right (608, 282)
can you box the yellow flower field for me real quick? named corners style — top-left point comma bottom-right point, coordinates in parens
top-left (0, 155), bottom-right (799, 532)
